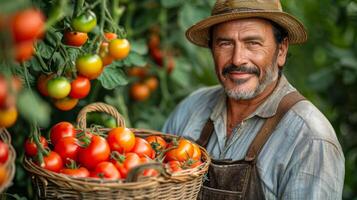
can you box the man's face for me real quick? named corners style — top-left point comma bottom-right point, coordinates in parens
top-left (211, 18), bottom-right (288, 100)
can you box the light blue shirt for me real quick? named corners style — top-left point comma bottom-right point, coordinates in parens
top-left (162, 75), bottom-right (345, 200)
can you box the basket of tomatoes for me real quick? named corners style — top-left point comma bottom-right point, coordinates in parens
top-left (0, 128), bottom-right (16, 193)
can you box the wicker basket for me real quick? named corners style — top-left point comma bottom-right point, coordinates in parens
top-left (23, 103), bottom-right (161, 200)
top-left (0, 128), bottom-right (16, 193)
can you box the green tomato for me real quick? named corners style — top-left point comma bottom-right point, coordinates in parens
top-left (47, 77), bottom-right (71, 99)
top-left (71, 11), bottom-right (97, 33)
top-left (102, 115), bottom-right (117, 128)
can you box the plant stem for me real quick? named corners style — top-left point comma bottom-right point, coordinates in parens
top-left (74, 0), bottom-right (85, 17)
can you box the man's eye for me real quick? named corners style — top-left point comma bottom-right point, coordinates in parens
top-left (247, 41), bottom-right (260, 46)
top-left (218, 41), bottom-right (231, 47)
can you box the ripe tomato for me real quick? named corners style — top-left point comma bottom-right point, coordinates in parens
top-left (99, 42), bottom-right (114, 66)
top-left (191, 142), bottom-right (202, 161)
top-left (93, 161), bottom-right (120, 179)
top-left (24, 136), bottom-right (48, 157)
top-left (107, 127), bottom-right (135, 153)
top-left (0, 107), bottom-right (18, 128)
top-left (145, 136), bottom-right (167, 152)
top-left (11, 8), bottom-right (45, 42)
top-left (14, 41), bottom-right (34, 62)
top-left (64, 31), bottom-right (88, 47)
top-left (104, 32), bottom-right (117, 40)
top-left (37, 73), bottom-right (55, 97)
top-left (76, 54), bottom-right (103, 80)
top-left (165, 139), bottom-right (194, 162)
top-left (187, 160), bottom-right (203, 169)
top-left (50, 122), bottom-right (76, 145)
top-left (126, 67), bottom-right (148, 79)
top-left (112, 152), bottom-right (141, 178)
top-left (78, 135), bottom-right (110, 170)
top-left (130, 83), bottom-right (150, 101)
top-left (0, 141), bottom-right (9, 164)
top-left (42, 151), bottom-right (63, 172)
top-left (71, 11), bottom-right (97, 33)
top-left (108, 39), bottom-right (130, 60)
top-left (144, 76), bottom-right (159, 92)
top-left (69, 76), bottom-right (91, 99)
top-left (47, 77), bottom-right (71, 99)
top-left (130, 137), bottom-right (154, 159)
top-left (0, 77), bottom-right (7, 108)
top-left (53, 97), bottom-right (78, 111)
top-left (148, 33), bottom-right (160, 51)
top-left (150, 48), bottom-right (163, 66)
top-left (166, 161), bottom-right (183, 173)
top-left (0, 165), bottom-right (8, 187)
top-left (140, 157), bottom-right (159, 177)
top-left (60, 167), bottom-right (89, 178)
top-left (54, 137), bottom-right (80, 162)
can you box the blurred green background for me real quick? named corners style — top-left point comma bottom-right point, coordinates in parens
top-left (2, 0), bottom-right (357, 199)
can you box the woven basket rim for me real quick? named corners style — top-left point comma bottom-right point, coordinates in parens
top-left (0, 128), bottom-right (16, 192)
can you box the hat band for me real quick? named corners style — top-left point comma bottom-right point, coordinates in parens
top-left (213, 7), bottom-right (263, 15)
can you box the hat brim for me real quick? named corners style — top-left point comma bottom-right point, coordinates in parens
top-left (186, 11), bottom-right (308, 47)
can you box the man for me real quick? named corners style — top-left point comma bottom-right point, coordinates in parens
top-left (162, 0), bottom-right (345, 199)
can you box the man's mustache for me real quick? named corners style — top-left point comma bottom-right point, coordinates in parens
top-left (222, 64), bottom-right (261, 77)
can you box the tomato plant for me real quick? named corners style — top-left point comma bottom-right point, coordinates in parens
top-left (107, 127), bottom-right (135, 153)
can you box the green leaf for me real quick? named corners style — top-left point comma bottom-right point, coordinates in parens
top-left (131, 39), bottom-right (148, 55)
top-left (124, 52), bottom-right (147, 67)
top-left (178, 4), bottom-right (210, 31)
top-left (98, 66), bottom-right (128, 89)
top-left (36, 41), bottom-right (54, 59)
top-left (17, 90), bottom-right (51, 127)
top-left (160, 0), bottom-right (183, 8)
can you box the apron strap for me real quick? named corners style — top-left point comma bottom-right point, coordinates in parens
top-left (196, 118), bottom-right (214, 148)
top-left (244, 91), bottom-right (305, 161)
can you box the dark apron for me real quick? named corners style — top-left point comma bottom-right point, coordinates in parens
top-left (196, 91), bottom-right (305, 200)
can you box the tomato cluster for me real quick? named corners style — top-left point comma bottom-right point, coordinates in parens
top-left (0, 140), bottom-right (10, 186)
top-left (0, 8), bottom-right (46, 62)
top-left (148, 32), bottom-right (175, 74)
top-left (127, 67), bottom-right (159, 102)
top-left (24, 122), bottom-right (203, 179)
top-left (0, 75), bottom-right (22, 128)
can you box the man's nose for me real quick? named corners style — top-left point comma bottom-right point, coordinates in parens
top-left (232, 44), bottom-right (248, 67)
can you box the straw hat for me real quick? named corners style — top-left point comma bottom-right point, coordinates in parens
top-left (186, 0), bottom-right (307, 47)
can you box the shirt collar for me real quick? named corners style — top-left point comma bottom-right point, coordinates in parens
top-left (210, 75), bottom-right (297, 121)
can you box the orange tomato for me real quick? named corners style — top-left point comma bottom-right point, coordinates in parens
top-left (109, 39), bottom-right (130, 60)
top-left (144, 76), bottom-right (159, 91)
top-left (64, 31), bottom-right (88, 47)
top-left (130, 83), bottom-right (150, 101)
top-left (53, 97), bottom-right (79, 111)
top-left (165, 139), bottom-right (194, 162)
top-left (0, 107), bottom-right (18, 128)
top-left (14, 41), bottom-right (34, 62)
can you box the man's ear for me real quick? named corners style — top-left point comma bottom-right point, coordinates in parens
top-left (277, 37), bottom-right (289, 67)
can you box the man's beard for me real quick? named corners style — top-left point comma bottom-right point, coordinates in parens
top-left (221, 56), bottom-right (279, 100)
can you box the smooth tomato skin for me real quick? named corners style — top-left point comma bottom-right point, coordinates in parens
top-left (78, 135), bottom-right (110, 170)
top-left (14, 41), bottom-right (34, 62)
top-left (130, 137), bottom-right (154, 159)
top-left (99, 42), bottom-right (114, 66)
top-left (42, 151), bottom-right (63, 172)
top-left (144, 76), bottom-right (159, 92)
top-left (76, 54), bottom-right (103, 80)
top-left (188, 160), bottom-right (203, 169)
top-left (0, 106), bottom-right (18, 128)
top-left (0, 165), bottom-right (8, 186)
top-left (112, 152), bottom-right (141, 178)
top-left (37, 73), bottom-right (55, 97)
top-left (166, 161), bottom-right (183, 173)
top-left (104, 32), bottom-right (117, 40)
top-left (69, 76), bottom-right (91, 99)
top-left (50, 122), bottom-right (76, 146)
top-left (24, 136), bottom-right (48, 157)
top-left (60, 167), bottom-right (90, 178)
top-left (107, 127), bottom-right (135, 153)
top-left (108, 39), bottom-right (130, 60)
top-left (93, 161), bottom-right (121, 179)
top-left (0, 141), bottom-right (9, 164)
top-left (53, 97), bottom-right (79, 111)
top-left (11, 8), bottom-right (45, 42)
top-left (71, 11), bottom-right (97, 33)
top-left (130, 83), bottom-right (150, 101)
top-left (54, 137), bottom-right (80, 162)
top-left (145, 136), bottom-right (167, 151)
top-left (47, 77), bottom-right (71, 99)
top-left (64, 31), bottom-right (88, 47)
top-left (191, 142), bottom-right (202, 161)
top-left (165, 139), bottom-right (194, 162)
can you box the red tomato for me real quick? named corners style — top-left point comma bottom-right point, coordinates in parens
top-left (11, 8), bottom-right (45, 42)
top-left (42, 151), bottom-right (63, 172)
top-left (50, 122), bottom-right (76, 145)
top-left (130, 83), bottom-right (150, 101)
top-left (107, 127), bottom-right (135, 153)
top-left (140, 157), bottom-right (159, 177)
top-left (64, 31), bottom-right (88, 47)
top-left (145, 136), bottom-right (167, 152)
top-left (104, 32), bottom-right (117, 40)
top-left (69, 76), bottom-right (91, 99)
top-left (130, 137), bottom-right (154, 158)
top-left (14, 41), bottom-right (34, 62)
top-left (78, 135), bottom-right (110, 170)
top-left (93, 161), bottom-right (121, 179)
top-left (76, 54), bottom-right (103, 80)
top-left (148, 33), bottom-right (160, 51)
top-left (24, 136), bottom-right (48, 157)
top-left (37, 73), bottom-right (55, 97)
top-left (165, 139), bottom-right (194, 162)
top-left (112, 152), bottom-right (141, 178)
top-left (187, 160), bottom-right (203, 169)
top-left (0, 141), bottom-right (9, 164)
top-left (0, 77), bottom-right (7, 108)
top-left (150, 47), bottom-right (163, 66)
top-left (60, 167), bottom-right (90, 178)
top-left (108, 39), bottom-right (130, 60)
top-left (166, 161), bottom-right (183, 172)
top-left (53, 97), bottom-right (79, 111)
top-left (54, 137), bottom-right (80, 162)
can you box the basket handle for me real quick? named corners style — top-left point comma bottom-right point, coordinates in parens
top-left (76, 102), bottom-right (126, 129)
top-left (125, 162), bottom-right (168, 183)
